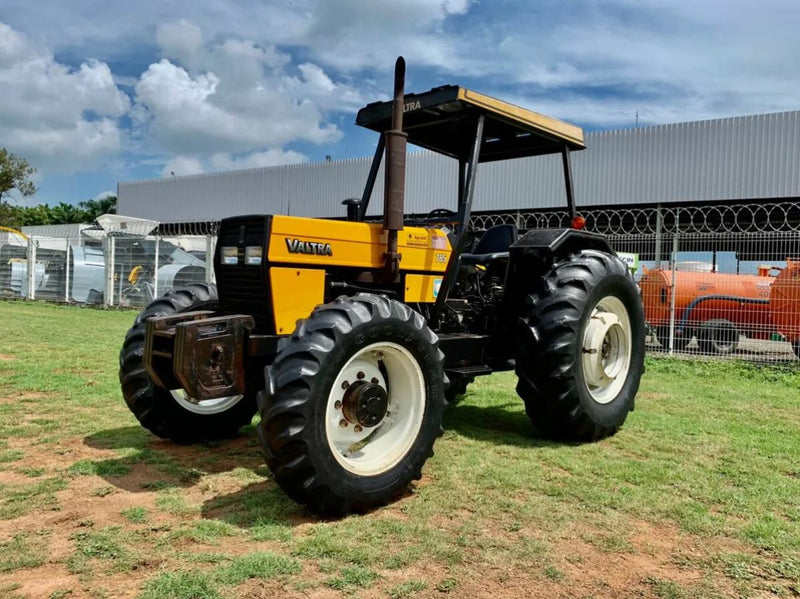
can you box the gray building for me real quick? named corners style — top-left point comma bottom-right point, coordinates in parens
top-left (118, 110), bottom-right (800, 223)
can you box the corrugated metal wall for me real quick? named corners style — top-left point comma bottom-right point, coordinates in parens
top-left (118, 110), bottom-right (800, 222)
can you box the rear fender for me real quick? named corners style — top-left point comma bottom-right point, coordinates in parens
top-left (504, 227), bottom-right (615, 316)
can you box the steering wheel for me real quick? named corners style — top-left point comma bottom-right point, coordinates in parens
top-left (426, 208), bottom-right (457, 219)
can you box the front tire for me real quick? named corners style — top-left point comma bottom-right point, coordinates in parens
top-left (514, 251), bottom-right (645, 441)
top-left (257, 294), bottom-right (446, 515)
top-left (118, 284), bottom-right (257, 441)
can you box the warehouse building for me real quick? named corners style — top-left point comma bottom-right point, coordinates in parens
top-left (118, 110), bottom-right (800, 224)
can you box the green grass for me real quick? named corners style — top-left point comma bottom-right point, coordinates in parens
top-left (0, 300), bottom-right (799, 598)
top-left (0, 532), bottom-right (47, 572)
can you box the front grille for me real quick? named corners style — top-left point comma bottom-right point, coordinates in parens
top-left (215, 215), bottom-right (273, 333)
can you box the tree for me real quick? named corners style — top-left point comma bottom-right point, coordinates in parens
top-left (78, 195), bottom-right (117, 220)
top-left (0, 148), bottom-right (37, 202)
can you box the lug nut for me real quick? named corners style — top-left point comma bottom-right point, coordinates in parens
top-left (334, 400), bottom-right (342, 410)
top-left (370, 377), bottom-right (379, 384)
top-left (357, 371), bottom-right (365, 379)
top-left (341, 380), bottom-right (349, 389)
top-left (354, 425), bottom-right (363, 433)
top-left (339, 419), bottom-right (348, 428)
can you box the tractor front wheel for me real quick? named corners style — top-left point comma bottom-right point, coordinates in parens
top-left (257, 294), bottom-right (446, 515)
top-left (119, 284), bottom-right (257, 441)
top-left (514, 250), bottom-right (645, 441)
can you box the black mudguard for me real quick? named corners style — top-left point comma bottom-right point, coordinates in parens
top-left (504, 227), bottom-right (616, 318)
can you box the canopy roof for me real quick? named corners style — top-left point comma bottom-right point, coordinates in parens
top-left (356, 85), bottom-right (585, 163)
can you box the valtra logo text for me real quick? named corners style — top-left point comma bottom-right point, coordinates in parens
top-left (285, 238), bottom-right (333, 256)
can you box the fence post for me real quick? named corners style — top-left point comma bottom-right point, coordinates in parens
top-left (153, 235), bottom-right (160, 299)
top-left (668, 209), bottom-right (679, 354)
top-left (654, 204), bottom-right (663, 268)
top-left (205, 235), bottom-right (215, 284)
top-left (26, 235), bottom-right (36, 300)
top-left (65, 239), bottom-right (71, 303)
top-left (104, 236), bottom-right (115, 308)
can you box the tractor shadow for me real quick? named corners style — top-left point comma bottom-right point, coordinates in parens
top-left (83, 424), bottom-right (267, 492)
top-left (443, 400), bottom-right (571, 449)
top-left (83, 424), bottom-right (313, 526)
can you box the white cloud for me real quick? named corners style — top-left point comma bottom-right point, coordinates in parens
top-left (209, 150), bottom-right (308, 171)
top-left (133, 23), bottom-right (360, 156)
top-left (160, 149), bottom-right (308, 178)
top-left (0, 23), bottom-right (129, 172)
top-left (161, 155), bottom-right (204, 177)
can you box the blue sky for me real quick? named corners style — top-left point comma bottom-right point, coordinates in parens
top-left (1, 0), bottom-right (799, 207)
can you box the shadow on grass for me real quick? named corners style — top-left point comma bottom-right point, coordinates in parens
top-left (443, 400), bottom-right (565, 449)
top-left (200, 480), bottom-right (313, 530)
top-left (82, 425), bottom-right (267, 493)
top-left (82, 425), bottom-right (317, 528)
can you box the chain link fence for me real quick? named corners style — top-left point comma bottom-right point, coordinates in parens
top-left (0, 217), bottom-right (217, 309)
top-left (471, 201), bottom-right (800, 362)
top-left (2, 203), bottom-right (799, 362)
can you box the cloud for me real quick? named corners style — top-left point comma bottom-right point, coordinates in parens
top-left (161, 155), bottom-right (204, 177)
top-left (161, 149), bottom-right (307, 178)
top-left (209, 150), bottom-right (308, 171)
top-left (133, 23), bottom-right (361, 157)
top-left (0, 22), bottom-right (129, 172)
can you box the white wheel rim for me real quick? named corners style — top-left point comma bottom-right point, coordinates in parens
top-left (170, 390), bottom-right (243, 415)
top-left (325, 342), bottom-right (426, 476)
top-left (580, 295), bottom-right (632, 404)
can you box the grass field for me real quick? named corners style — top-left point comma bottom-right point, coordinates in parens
top-left (0, 300), bottom-right (798, 599)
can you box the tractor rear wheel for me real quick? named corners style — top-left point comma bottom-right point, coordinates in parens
top-left (257, 294), bottom-right (446, 515)
top-left (119, 284), bottom-right (257, 441)
top-left (514, 250), bottom-right (645, 441)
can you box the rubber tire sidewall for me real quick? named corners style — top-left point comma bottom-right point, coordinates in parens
top-left (308, 319), bottom-right (443, 499)
top-left (119, 284), bottom-right (256, 442)
top-left (260, 295), bottom-right (446, 514)
top-left (572, 273), bottom-right (646, 428)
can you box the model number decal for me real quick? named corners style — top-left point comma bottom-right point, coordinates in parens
top-left (435, 253), bottom-right (447, 263)
top-left (285, 238), bottom-right (333, 256)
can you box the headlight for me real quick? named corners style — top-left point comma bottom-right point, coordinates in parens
top-left (221, 246), bottom-right (238, 265)
top-left (245, 246), bottom-right (263, 265)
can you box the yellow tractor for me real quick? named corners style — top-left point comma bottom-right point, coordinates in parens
top-left (119, 59), bottom-right (645, 514)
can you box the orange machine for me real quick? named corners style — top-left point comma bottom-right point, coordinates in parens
top-left (770, 259), bottom-right (800, 358)
top-left (640, 267), bottom-right (776, 353)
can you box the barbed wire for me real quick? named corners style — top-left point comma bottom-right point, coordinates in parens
top-left (470, 201), bottom-right (800, 236)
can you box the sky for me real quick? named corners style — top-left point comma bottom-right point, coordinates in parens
top-left (1, 0), bottom-right (799, 207)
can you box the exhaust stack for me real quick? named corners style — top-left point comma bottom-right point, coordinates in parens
top-left (383, 56), bottom-right (407, 277)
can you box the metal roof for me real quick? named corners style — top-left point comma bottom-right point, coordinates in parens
top-left (356, 85), bottom-right (585, 161)
top-left (118, 110), bottom-right (800, 222)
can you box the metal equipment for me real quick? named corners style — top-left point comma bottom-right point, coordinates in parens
top-left (119, 58), bottom-right (645, 514)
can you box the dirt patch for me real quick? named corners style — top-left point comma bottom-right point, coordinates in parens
top-left (0, 429), bottom-right (770, 599)
top-left (0, 354), bottom-right (16, 361)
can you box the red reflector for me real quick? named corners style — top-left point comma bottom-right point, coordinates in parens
top-left (571, 215), bottom-right (586, 229)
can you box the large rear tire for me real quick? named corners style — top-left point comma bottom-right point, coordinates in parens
top-left (257, 294), bottom-right (446, 515)
top-left (119, 284), bottom-right (257, 441)
top-left (514, 250), bottom-right (645, 441)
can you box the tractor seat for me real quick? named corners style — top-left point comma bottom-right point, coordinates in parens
top-left (461, 223), bottom-right (518, 265)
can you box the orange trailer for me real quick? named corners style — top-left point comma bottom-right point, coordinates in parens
top-left (640, 267), bottom-right (775, 353)
top-left (770, 259), bottom-right (800, 358)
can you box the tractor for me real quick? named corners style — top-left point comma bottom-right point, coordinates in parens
top-left (119, 58), bottom-right (645, 514)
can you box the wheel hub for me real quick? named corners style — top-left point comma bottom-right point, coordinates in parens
top-left (582, 311), bottom-right (626, 388)
top-left (342, 381), bottom-right (389, 427)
